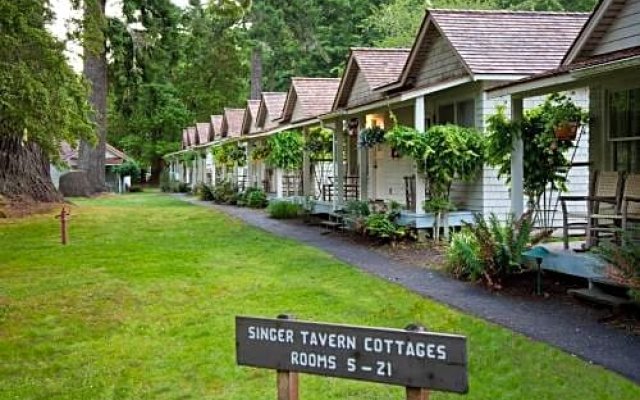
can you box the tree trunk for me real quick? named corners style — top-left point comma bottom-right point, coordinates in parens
top-left (79, 0), bottom-right (108, 193)
top-left (0, 135), bottom-right (63, 203)
top-left (148, 156), bottom-right (164, 185)
top-left (250, 46), bottom-right (262, 100)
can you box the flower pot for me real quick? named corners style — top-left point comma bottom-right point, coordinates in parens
top-left (554, 122), bottom-right (579, 141)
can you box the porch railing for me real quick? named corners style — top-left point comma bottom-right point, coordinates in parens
top-left (321, 176), bottom-right (359, 202)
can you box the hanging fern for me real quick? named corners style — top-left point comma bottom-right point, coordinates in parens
top-left (304, 126), bottom-right (333, 161)
top-left (267, 130), bottom-right (303, 170)
top-left (251, 141), bottom-right (271, 161)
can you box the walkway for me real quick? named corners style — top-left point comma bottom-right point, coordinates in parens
top-left (178, 195), bottom-right (640, 383)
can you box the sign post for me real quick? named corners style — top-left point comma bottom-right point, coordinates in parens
top-left (236, 316), bottom-right (468, 398)
top-left (55, 206), bottom-right (71, 245)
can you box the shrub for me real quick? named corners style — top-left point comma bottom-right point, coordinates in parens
top-left (364, 213), bottom-right (406, 243)
top-left (245, 188), bottom-right (268, 208)
top-left (267, 201), bottom-right (300, 219)
top-left (446, 212), bottom-right (535, 288)
top-left (128, 185), bottom-right (143, 193)
top-left (195, 183), bottom-right (215, 201)
top-left (212, 180), bottom-right (238, 204)
top-left (176, 182), bottom-right (190, 193)
top-left (344, 200), bottom-right (370, 217)
top-left (596, 233), bottom-right (640, 302)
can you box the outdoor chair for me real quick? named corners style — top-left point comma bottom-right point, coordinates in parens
top-left (560, 170), bottom-right (623, 250)
top-left (621, 174), bottom-right (640, 233)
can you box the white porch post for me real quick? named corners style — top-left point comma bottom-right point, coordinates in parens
top-left (333, 120), bottom-right (345, 210)
top-left (357, 115), bottom-right (368, 202)
top-left (414, 95), bottom-right (427, 214)
top-left (302, 127), bottom-right (312, 197)
top-left (246, 141), bottom-right (255, 187)
top-left (510, 97), bottom-right (524, 218)
top-left (276, 169), bottom-right (284, 198)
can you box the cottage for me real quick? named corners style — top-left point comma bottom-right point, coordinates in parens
top-left (322, 10), bottom-right (590, 231)
top-left (489, 0), bottom-right (640, 236)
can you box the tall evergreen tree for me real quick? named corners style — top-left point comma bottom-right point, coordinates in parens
top-left (0, 0), bottom-right (94, 202)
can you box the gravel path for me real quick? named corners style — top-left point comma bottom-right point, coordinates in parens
top-left (178, 195), bottom-right (640, 383)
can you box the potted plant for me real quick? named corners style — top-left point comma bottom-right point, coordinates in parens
top-left (358, 126), bottom-right (386, 148)
top-left (544, 93), bottom-right (588, 141)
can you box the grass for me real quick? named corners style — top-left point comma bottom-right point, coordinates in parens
top-left (0, 192), bottom-right (638, 399)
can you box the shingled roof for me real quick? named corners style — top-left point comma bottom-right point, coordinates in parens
top-left (242, 99), bottom-right (262, 135)
top-left (256, 92), bottom-right (287, 130)
top-left (196, 122), bottom-right (212, 144)
top-left (383, 9), bottom-right (589, 91)
top-left (210, 115), bottom-right (223, 139)
top-left (334, 48), bottom-right (410, 109)
top-left (281, 78), bottom-right (341, 123)
top-left (222, 108), bottom-right (245, 138)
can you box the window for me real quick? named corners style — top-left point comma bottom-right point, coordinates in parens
top-left (609, 87), bottom-right (640, 172)
top-left (609, 88), bottom-right (640, 140)
top-left (437, 99), bottom-right (475, 127)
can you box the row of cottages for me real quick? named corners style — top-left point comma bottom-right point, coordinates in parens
top-left (166, 7), bottom-right (605, 229)
top-left (491, 0), bottom-right (640, 219)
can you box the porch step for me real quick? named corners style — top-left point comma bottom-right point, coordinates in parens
top-left (568, 287), bottom-right (633, 308)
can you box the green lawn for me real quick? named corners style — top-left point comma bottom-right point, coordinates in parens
top-left (0, 193), bottom-right (638, 399)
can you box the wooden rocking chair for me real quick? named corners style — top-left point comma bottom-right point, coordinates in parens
top-left (560, 171), bottom-right (623, 250)
top-left (621, 174), bottom-right (640, 233)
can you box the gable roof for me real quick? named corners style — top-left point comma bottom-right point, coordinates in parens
top-left (563, 0), bottom-right (630, 64)
top-left (196, 122), bottom-right (212, 144)
top-left (60, 142), bottom-right (131, 167)
top-left (210, 115), bottom-right (223, 139)
top-left (256, 92), bottom-right (287, 129)
top-left (242, 99), bottom-right (262, 135)
top-left (281, 78), bottom-right (341, 123)
top-left (383, 9), bottom-right (589, 91)
top-left (334, 48), bottom-right (410, 108)
top-left (222, 108), bottom-right (245, 138)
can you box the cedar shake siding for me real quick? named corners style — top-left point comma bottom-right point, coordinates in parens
top-left (568, 0), bottom-right (640, 61)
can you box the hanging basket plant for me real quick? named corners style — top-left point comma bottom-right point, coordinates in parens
top-left (304, 126), bottom-right (333, 162)
top-left (358, 126), bottom-right (386, 148)
top-left (213, 143), bottom-right (246, 167)
top-left (544, 93), bottom-right (589, 141)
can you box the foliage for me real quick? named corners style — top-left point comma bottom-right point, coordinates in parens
top-left (596, 233), bottom-right (640, 302)
top-left (195, 183), bottom-right (216, 201)
top-left (447, 213), bottom-right (535, 288)
top-left (385, 122), bottom-right (426, 159)
top-left (421, 124), bottom-right (485, 211)
top-left (4, 193), bottom-right (637, 399)
top-left (0, 0), bottom-right (95, 159)
top-left (128, 185), bottom-right (143, 193)
top-left (251, 141), bottom-right (272, 161)
top-left (358, 126), bottom-right (386, 148)
top-left (213, 143), bottom-right (246, 167)
top-left (267, 130), bottom-right (303, 170)
top-left (304, 126), bottom-right (333, 161)
top-left (247, 0), bottom-right (386, 91)
top-left (267, 200), bottom-right (301, 219)
top-left (386, 117), bottom-right (485, 214)
top-left (363, 201), bottom-right (406, 243)
top-left (344, 200), bottom-right (371, 217)
top-left (112, 160), bottom-right (141, 182)
top-left (542, 93), bottom-right (589, 133)
top-left (486, 94), bottom-right (587, 202)
top-left (212, 179), bottom-right (238, 205)
top-left (237, 187), bottom-right (268, 208)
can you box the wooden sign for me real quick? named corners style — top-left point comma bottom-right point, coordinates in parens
top-left (236, 316), bottom-right (468, 394)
